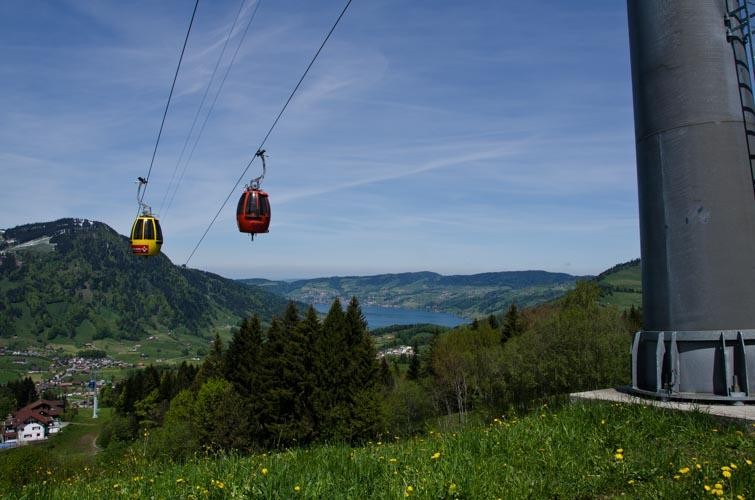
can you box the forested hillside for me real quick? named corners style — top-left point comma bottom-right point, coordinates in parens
top-left (0, 219), bottom-right (288, 345)
top-left (241, 270), bottom-right (589, 318)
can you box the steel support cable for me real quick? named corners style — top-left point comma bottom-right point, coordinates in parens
top-left (138, 0), bottom-right (201, 207)
top-left (184, 0), bottom-right (353, 266)
top-left (158, 0), bottom-right (253, 215)
top-left (162, 0), bottom-right (264, 216)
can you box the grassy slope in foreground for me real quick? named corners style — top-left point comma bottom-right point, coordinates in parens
top-left (18, 401), bottom-right (754, 499)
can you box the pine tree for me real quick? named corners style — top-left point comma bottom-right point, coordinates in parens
top-left (501, 303), bottom-right (524, 344)
top-left (406, 341), bottom-right (421, 381)
top-left (312, 298), bottom-right (347, 440)
top-left (224, 316), bottom-right (264, 399)
top-left (194, 333), bottom-right (224, 387)
top-left (379, 357), bottom-right (394, 389)
top-left (342, 297), bottom-right (383, 440)
top-left (487, 314), bottom-right (500, 330)
top-left (258, 306), bottom-right (315, 447)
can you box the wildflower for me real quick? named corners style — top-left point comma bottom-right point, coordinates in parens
top-left (679, 467), bottom-right (690, 474)
top-left (673, 475), bottom-right (680, 480)
top-left (294, 485), bottom-right (301, 493)
top-left (404, 485), bottom-right (414, 497)
top-left (704, 485), bottom-right (713, 492)
top-left (696, 464), bottom-right (702, 470)
top-left (738, 495), bottom-right (745, 500)
top-left (389, 458), bottom-right (397, 464)
top-left (448, 483), bottom-right (458, 493)
top-left (627, 479), bottom-right (635, 485)
top-left (616, 448), bottom-right (623, 453)
top-left (431, 452), bottom-right (441, 460)
top-left (261, 468), bottom-right (268, 476)
top-left (730, 463), bottom-right (737, 469)
top-left (721, 466), bottom-right (731, 472)
top-left (722, 470), bottom-right (732, 479)
top-left (614, 453), bottom-right (624, 461)
top-left (176, 478), bottom-right (185, 484)
top-left (714, 483), bottom-right (723, 489)
top-left (747, 459), bottom-right (753, 465)
top-left (600, 419), bottom-right (606, 425)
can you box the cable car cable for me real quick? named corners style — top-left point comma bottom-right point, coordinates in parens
top-left (162, 0), bottom-right (264, 216)
top-left (138, 0), bottom-right (201, 206)
top-left (158, 0), bottom-right (256, 215)
top-left (183, 0), bottom-right (354, 266)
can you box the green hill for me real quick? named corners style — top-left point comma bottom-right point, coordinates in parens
top-left (596, 259), bottom-right (642, 309)
top-left (0, 218), bottom-right (289, 354)
top-left (240, 270), bottom-right (591, 319)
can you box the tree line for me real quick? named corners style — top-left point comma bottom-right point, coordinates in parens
top-left (99, 282), bottom-right (636, 461)
top-left (100, 297), bottom-right (384, 457)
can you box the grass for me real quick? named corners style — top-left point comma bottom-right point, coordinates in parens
top-left (9, 401), bottom-right (755, 499)
top-left (40, 408), bottom-right (113, 461)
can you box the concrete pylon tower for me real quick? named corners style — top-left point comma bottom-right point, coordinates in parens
top-left (627, 0), bottom-right (755, 402)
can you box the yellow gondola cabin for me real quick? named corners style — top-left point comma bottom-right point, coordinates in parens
top-left (130, 215), bottom-right (163, 257)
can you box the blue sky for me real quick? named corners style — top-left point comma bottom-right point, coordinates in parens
top-left (0, 0), bottom-right (637, 279)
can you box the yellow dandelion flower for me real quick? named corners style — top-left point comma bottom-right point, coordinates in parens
top-left (404, 485), bottom-right (414, 497)
top-left (431, 452), bottom-right (441, 460)
top-left (448, 483), bottom-right (458, 493)
top-left (600, 419), bottom-right (606, 425)
top-left (389, 458), bottom-right (397, 464)
top-left (696, 463), bottom-right (702, 470)
top-left (730, 463), bottom-right (737, 469)
top-left (616, 448), bottom-right (623, 453)
top-left (737, 495), bottom-right (745, 500)
top-left (176, 478), bottom-right (185, 484)
top-left (614, 453), bottom-right (624, 461)
top-left (714, 490), bottom-right (724, 497)
top-left (673, 475), bottom-right (680, 480)
top-left (294, 485), bottom-right (301, 493)
top-left (679, 467), bottom-right (690, 474)
top-left (747, 459), bottom-right (753, 465)
top-left (714, 483), bottom-right (723, 489)
top-left (628, 479), bottom-right (635, 485)
top-left (261, 468), bottom-right (268, 476)
top-left (722, 470), bottom-right (732, 479)
top-left (216, 481), bottom-right (225, 489)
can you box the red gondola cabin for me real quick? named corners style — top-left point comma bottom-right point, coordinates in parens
top-left (236, 187), bottom-right (271, 236)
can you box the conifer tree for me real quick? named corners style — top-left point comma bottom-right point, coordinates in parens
top-left (194, 333), bottom-right (224, 387)
top-left (501, 303), bottom-right (524, 344)
top-left (342, 297), bottom-right (383, 440)
top-left (312, 298), bottom-right (347, 440)
top-left (406, 341), bottom-right (421, 381)
top-left (379, 357), bottom-right (394, 389)
top-left (224, 316), bottom-right (264, 399)
top-left (487, 314), bottom-right (500, 330)
top-left (258, 307), bottom-right (315, 447)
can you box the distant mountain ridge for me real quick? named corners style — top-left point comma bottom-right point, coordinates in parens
top-left (240, 269), bottom-right (592, 318)
top-left (0, 218), bottom-right (289, 348)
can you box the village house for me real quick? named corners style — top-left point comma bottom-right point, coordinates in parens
top-left (1, 399), bottom-right (65, 444)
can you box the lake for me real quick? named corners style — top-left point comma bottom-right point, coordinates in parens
top-left (313, 303), bottom-right (466, 329)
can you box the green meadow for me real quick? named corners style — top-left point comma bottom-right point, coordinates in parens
top-left (6, 401), bottom-right (753, 499)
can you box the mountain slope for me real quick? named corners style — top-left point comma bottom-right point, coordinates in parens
top-left (241, 270), bottom-right (591, 318)
top-left (0, 219), bottom-right (288, 345)
top-left (595, 258), bottom-right (642, 309)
